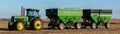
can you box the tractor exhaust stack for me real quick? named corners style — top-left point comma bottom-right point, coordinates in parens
top-left (21, 6), bottom-right (25, 16)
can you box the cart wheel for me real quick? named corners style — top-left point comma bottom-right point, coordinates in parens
top-left (81, 23), bottom-right (86, 29)
top-left (58, 23), bottom-right (65, 30)
top-left (96, 23), bottom-right (100, 28)
top-left (91, 23), bottom-right (96, 29)
top-left (75, 23), bottom-right (81, 29)
top-left (96, 25), bottom-right (100, 28)
top-left (105, 23), bottom-right (110, 29)
top-left (82, 25), bottom-right (87, 29)
top-left (48, 23), bottom-right (55, 29)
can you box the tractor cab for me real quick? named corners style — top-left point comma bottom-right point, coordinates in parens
top-left (26, 8), bottom-right (40, 17)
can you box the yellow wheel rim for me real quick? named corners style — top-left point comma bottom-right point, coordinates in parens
top-left (17, 22), bottom-right (24, 30)
top-left (35, 20), bottom-right (42, 29)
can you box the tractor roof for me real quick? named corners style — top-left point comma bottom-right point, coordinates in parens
top-left (26, 8), bottom-right (39, 12)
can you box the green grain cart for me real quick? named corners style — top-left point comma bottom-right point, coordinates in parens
top-left (82, 9), bottom-right (112, 29)
top-left (46, 8), bottom-right (83, 30)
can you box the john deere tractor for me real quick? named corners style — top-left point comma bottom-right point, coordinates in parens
top-left (8, 8), bottom-right (43, 30)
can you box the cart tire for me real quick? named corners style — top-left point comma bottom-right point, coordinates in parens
top-left (105, 23), bottom-right (110, 29)
top-left (48, 23), bottom-right (55, 29)
top-left (75, 23), bottom-right (81, 29)
top-left (58, 23), bottom-right (65, 30)
top-left (91, 23), bottom-right (96, 29)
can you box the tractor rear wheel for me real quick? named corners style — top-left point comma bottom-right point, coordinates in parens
top-left (91, 23), bottom-right (96, 29)
top-left (31, 19), bottom-right (43, 30)
top-left (14, 21), bottom-right (24, 30)
top-left (75, 23), bottom-right (81, 29)
top-left (58, 23), bottom-right (65, 30)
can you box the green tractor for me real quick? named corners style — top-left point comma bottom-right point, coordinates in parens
top-left (8, 8), bottom-right (43, 30)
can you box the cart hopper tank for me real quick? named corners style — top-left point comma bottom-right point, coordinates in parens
top-left (46, 8), bottom-right (83, 29)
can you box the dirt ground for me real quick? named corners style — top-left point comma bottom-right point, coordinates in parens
top-left (0, 19), bottom-right (120, 34)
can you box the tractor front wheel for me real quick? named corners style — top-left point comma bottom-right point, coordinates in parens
top-left (14, 21), bottom-right (24, 30)
top-left (31, 19), bottom-right (43, 30)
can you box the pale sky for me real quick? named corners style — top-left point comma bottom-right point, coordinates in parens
top-left (0, 0), bottom-right (120, 19)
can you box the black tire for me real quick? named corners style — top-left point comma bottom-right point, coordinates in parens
top-left (81, 25), bottom-right (87, 29)
top-left (91, 23), bottom-right (96, 29)
top-left (75, 23), bottom-right (81, 29)
top-left (96, 23), bottom-right (101, 28)
top-left (48, 23), bottom-right (55, 29)
top-left (81, 23), bottom-right (86, 29)
top-left (96, 23), bottom-right (99, 28)
top-left (105, 23), bottom-right (110, 29)
top-left (14, 21), bottom-right (24, 31)
top-left (96, 25), bottom-right (99, 28)
top-left (30, 19), bottom-right (43, 30)
top-left (58, 23), bottom-right (65, 30)
top-left (8, 22), bottom-right (14, 30)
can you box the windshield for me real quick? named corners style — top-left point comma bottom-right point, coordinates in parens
top-left (27, 11), bottom-right (39, 16)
